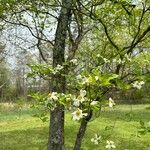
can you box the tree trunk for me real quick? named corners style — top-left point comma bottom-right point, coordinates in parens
top-left (48, 0), bottom-right (72, 149)
top-left (73, 119), bottom-right (88, 150)
top-left (73, 111), bottom-right (93, 150)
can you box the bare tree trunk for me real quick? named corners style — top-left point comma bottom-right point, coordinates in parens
top-left (73, 111), bottom-right (93, 150)
top-left (48, 0), bottom-right (72, 149)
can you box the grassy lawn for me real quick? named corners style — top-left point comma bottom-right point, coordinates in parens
top-left (0, 104), bottom-right (150, 150)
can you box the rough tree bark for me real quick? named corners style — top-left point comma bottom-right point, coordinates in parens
top-left (48, 0), bottom-right (72, 150)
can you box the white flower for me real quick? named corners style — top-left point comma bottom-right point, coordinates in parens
top-left (72, 108), bottom-right (88, 121)
top-left (139, 81), bottom-right (145, 85)
top-left (73, 97), bottom-right (85, 106)
top-left (48, 92), bottom-right (58, 101)
top-left (73, 98), bottom-right (80, 107)
top-left (91, 134), bottom-right (101, 145)
top-left (56, 64), bottom-right (63, 70)
top-left (52, 70), bottom-right (57, 75)
top-left (91, 138), bottom-right (98, 145)
top-left (132, 81), bottom-right (140, 89)
top-left (90, 101), bottom-right (98, 105)
top-left (109, 98), bottom-right (115, 108)
top-left (132, 81), bottom-right (145, 89)
top-left (70, 59), bottom-right (78, 65)
top-left (106, 140), bottom-right (116, 149)
top-left (95, 76), bottom-right (99, 81)
top-left (73, 93), bottom-right (87, 107)
top-left (80, 89), bottom-right (86, 97)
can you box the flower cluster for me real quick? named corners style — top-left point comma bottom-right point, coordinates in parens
top-left (46, 92), bottom-right (72, 111)
top-left (96, 53), bottom-right (132, 65)
top-left (132, 81), bottom-right (145, 89)
top-left (48, 92), bottom-right (58, 101)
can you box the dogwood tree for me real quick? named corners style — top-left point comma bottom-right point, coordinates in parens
top-left (0, 0), bottom-right (149, 149)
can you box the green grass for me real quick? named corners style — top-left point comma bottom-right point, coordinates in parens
top-left (0, 104), bottom-right (150, 150)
